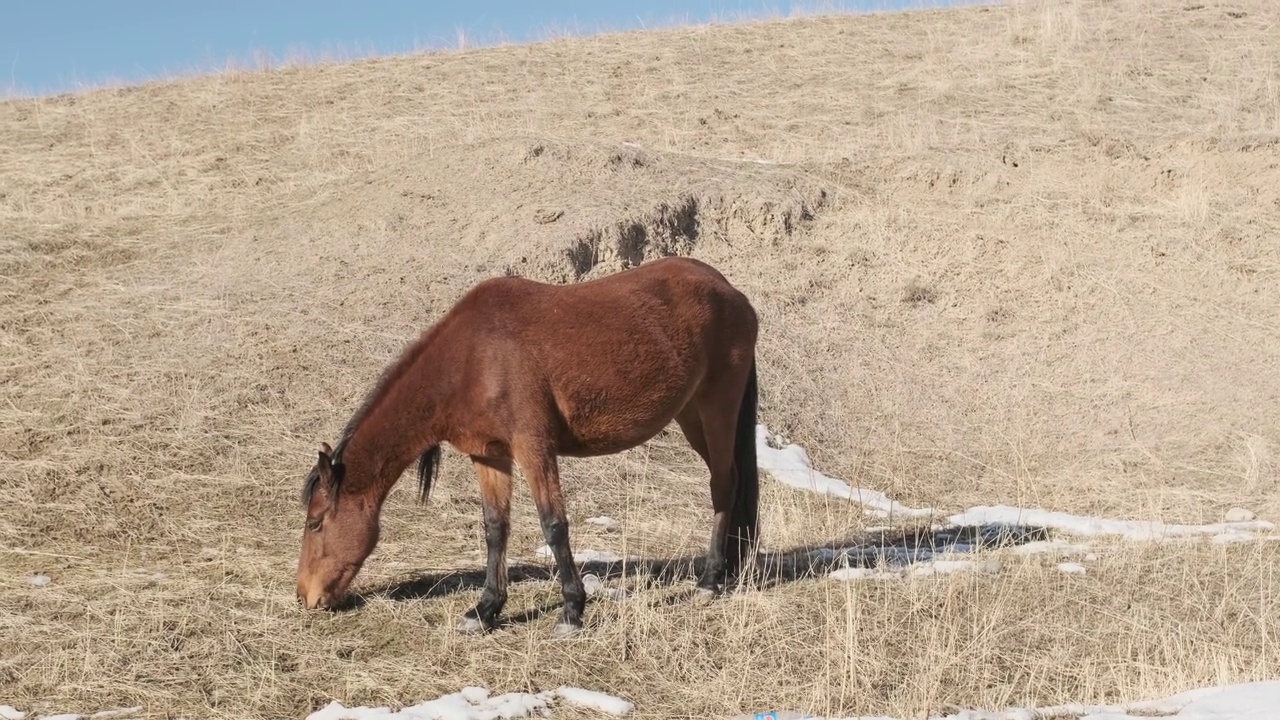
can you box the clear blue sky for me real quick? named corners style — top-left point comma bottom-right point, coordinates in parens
top-left (3, 0), bottom-right (965, 97)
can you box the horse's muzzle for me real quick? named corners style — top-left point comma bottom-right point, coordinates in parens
top-left (297, 580), bottom-right (332, 610)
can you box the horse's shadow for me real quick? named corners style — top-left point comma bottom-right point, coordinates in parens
top-left (356, 523), bottom-right (1050, 622)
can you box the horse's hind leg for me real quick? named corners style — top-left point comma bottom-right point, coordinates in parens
top-left (516, 444), bottom-right (586, 638)
top-left (459, 456), bottom-right (514, 634)
top-left (675, 405), bottom-right (723, 596)
top-left (683, 387), bottom-right (745, 597)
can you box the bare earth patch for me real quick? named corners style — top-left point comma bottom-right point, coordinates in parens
top-left (2, 0), bottom-right (1279, 718)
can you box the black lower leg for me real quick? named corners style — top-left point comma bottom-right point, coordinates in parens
top-left (701, 467), bottom-right (738, 593)
top-left (698, 510), bottom-right (730, 592)
top-left (466, 502), bottom-right (509, 629)
top-left (539, 512), bottom-right (585, 628)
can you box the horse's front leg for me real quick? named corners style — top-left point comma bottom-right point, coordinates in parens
top-left (459, 456), bottom-right (514, 634)
top-left (517, 446), bottom-right (586, 638)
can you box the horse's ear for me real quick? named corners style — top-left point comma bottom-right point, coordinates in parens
top-left (317, 442), bottom-right (334, 472)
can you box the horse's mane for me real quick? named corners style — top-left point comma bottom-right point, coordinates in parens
top-left (301, 329), bottom-right (444, 507)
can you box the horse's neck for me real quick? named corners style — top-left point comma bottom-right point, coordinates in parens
top-left (343, 338), bottom-right (448, 495)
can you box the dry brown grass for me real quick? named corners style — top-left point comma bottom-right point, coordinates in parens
top-left (3, 0), bottom-right (1280, 717)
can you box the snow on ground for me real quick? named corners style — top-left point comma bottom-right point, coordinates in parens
top-left (1057, 562), bottom-right (1088, 575)
top-left (1009, 539), bottom-right (1092, 557)
top-left (907, 559), bottom-right (1002, 577)
top-left (302, 685), bottom-right (633, 719)
top-left (755, 424), bottom-right (1277, 544)
top-left (996, 678), bottom-right (1280, 719)
top-left (755, 426), bottom-right (937, 519)
top-left (733, 679), bottom-right (1280, 719)
top-left (581, 573), bottom-right (628, 600)
top-left (532, 545), bottom-right (633, 564)
top-left (516, 428), bottom-right (1269, 589)
top-left (1069, 679), bottom-right (1280, 720)
top-left (808, 524), bottom-right (1038, 564)
top-left (949, 505), bottom-right (1275, 543)
top-left (830, 558), bottom-right (1003, 582)
top-left (551, 688), bottom-right (634, 716)
top-left (9, 681), bottom-right (1276, 720)
top-left (827, 566), bottom-right (896, 582)
top-left (25, 575), bottom-right (51, 587)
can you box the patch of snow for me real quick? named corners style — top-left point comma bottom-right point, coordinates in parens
top-left (908, 559), bottom-right (1001, 577)
top-left (306, 688), bottom-right (552, 720)
top-left (25, 574), bottom-right (51, 587)
top-left (1057, 562), bottom-right (1088, 575)
top-left (585, 516), bottom-right (617, 528)
top-left (1211, 530), bottom-right (1259, 544)
top-left (1144, 679), bottom-right (1280, 719)
top-left (731, 680), bottom-right (1280, 719)
top-left (582, 573), bottom-right (628, 601)
top-left (756, 425), bottom-right (936, 519)
top-left (11, 681), bottom-right (1275, 720)
top-left (760, 429), bottom-right (1277, 546)
top-left (809, 524), bottom-right (1045, 573)
top-left (302, 686), bottom-right (634, 720)
top-left (1225, 507), bottom-right (1256, 523)
top-left (306, 700), bottom-right (386, 720)
top-left (534, 546), bottom-right (633, 564)
top-left (829, 567), bottom-right (899, 581)
top-left (1119, 683), bottom-right (1237, 714)
top-left (948, 505), bottom-right (1274, 542)
top-left (554, 687), bottom-right (634, 716)
top-left (1062, 680), bottom-right (1280, 720)
top-left (1010, 539), bottom-right (1094, 557)
top-left (830, 559), bottom-right (1000, 581)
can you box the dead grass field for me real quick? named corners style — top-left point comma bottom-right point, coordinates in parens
top-left (3, 0), bottom-right (1280, 717)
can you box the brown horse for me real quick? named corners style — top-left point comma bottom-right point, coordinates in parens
top-left (296, 256), bottom-right (760, 638)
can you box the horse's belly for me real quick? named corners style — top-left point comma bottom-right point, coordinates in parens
top-left (542, 293), bottom-right (712, 457)
top-left (553, 371), bottom-right (695, 457)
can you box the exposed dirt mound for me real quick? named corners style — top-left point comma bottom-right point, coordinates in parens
top-left (275, 136), bottom-right (830, 285)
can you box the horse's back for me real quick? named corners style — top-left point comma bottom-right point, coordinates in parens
top-left (596, 256), bottom-right (745, 302)
top-left (453, 256), bottom-right (753, 333)
top-left (459, 258), bottom-right (754, 452)
top-left (578, 257), bottom-right (754, 324)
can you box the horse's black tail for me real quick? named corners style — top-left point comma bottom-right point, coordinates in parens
top-left (728, 359), bottom-right (760, 575)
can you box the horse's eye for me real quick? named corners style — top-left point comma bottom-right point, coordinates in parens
top-left (306, 518), bottom-right (322, 532)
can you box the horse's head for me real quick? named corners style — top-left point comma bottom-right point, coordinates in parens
top-left (296, 442), bottom-right (381, 610)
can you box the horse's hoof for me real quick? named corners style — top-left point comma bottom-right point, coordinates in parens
top-left (550, 622), bottom-right (582, 639)
top-left (457, 617), bottom-right (486, 635)
top-left (693, 586), bottom-right (719, 603)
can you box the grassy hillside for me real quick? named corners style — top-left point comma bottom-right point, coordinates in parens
top-left (2, 0), bottom-right (1278, 718)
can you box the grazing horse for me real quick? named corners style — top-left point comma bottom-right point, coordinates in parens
top-left (296, 256), bottom-right (760, 638)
